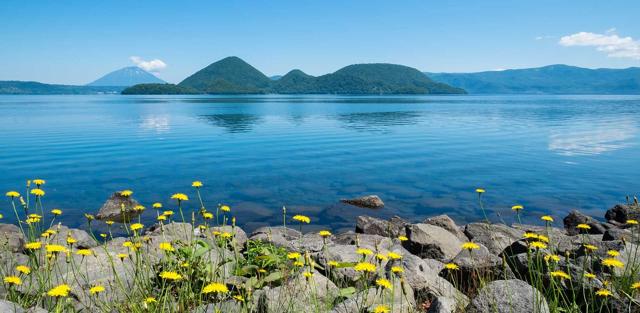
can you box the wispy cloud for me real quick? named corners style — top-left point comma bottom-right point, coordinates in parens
top-left (129, 56), bottom-right (167, 72)
top-left (535, 35), bottom-right (555, 41)
top-left (558, 30), bottom-right (640, 59)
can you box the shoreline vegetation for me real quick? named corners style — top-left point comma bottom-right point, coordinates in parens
top-left (1, 181), bottom-right (640, 312)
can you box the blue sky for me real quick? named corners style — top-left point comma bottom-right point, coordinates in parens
top-left (1, 1), bottom-right (639, 84)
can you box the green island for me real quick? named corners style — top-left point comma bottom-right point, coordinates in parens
top-left (2, 181), bottom-right (640, 312)
top-left (122, 57), bottom-right (466, 95)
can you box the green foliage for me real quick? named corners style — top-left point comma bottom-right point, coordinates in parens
top-left (426, 64), bottom-right (640, 94)
top-left (121, 83), bottom-right (199, 95)
top-left (179, 56), bottom-right (272, 94)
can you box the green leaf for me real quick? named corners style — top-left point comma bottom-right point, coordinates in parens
top-left (263, 271), bottom-right (283, 283)
top-left (339, 287), bottom-right (356, 297)
top-left (334, 262), bottom-right (356, 269)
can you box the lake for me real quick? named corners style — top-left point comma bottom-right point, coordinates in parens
top-left (1, 95), bottom-right (639, 232)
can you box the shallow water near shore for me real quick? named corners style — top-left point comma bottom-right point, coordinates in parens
top-left (1, 94), bottom-right (639, 232)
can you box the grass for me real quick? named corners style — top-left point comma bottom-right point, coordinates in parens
top-left (0, 180), bottom-right (639, 312)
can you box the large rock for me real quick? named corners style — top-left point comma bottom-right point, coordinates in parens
top-left (333, 231), bottom-right (394, 251)
top-left (48, 225), bottom-right (97, 249)
top-left (423, 215), bottom-right (467, 242)
top-left (0, 300), bottom-right (24, 313)
top-left (406, 223), bottom-right (463, 261)
top-left (96, 192), bottom-right (142, 223)
top-left (206, 225), bottom-right (248, 249)
top-left (466, 279), bottom-right (549, 313)
top-left (464, 223), bottom-right (523, 255)
top-left (249, 226), bottom-right (301, 250)
top-left (444, 243), bottom-right (514, 294)
top-left (356, 215), bottom-right (407, 238)
top-left (0, 223), bottom-right (25, 252)
top-left (331, 279), bottom-right (415, 313)
top-left (341, 195), bottom-right (384, 209)
top-left (254, 270), bottom-right (339, 313)
top-left (563, 210), bottom-right (606, 235)
top-left (605, 204), bottom-right (640, 224)
top-left (315, 244), bottom-right (387, 284)
top-left (395, 251), bottom-right (468, 312)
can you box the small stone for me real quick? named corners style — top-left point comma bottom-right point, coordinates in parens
top-left (341, 195), bottom-right (384, 209)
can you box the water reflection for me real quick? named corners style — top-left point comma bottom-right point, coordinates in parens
top-left (200, 113), bottom-right (263, 133)
top-left (333, 111), bottom-right (422, 132)
top-left (548, 119), bottom-right (637, 156)
top-left (139, 115), bottom-right (171, 133)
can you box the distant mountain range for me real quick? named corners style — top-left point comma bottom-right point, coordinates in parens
top-left (426, 65), bottom-right (640, 94)
top-left (123, 56), bottom-right (465, 95)
top-left (0, 81), bottom-right (124, 95)
top-left (88, 66), bottom-right (165, 86)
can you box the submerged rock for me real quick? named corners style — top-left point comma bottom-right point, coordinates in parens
top-left (96, 192), bottom-right (141, 223)
top-left (466, 279), bottom-right (549, 313)
top-left (341, 195), bottom-right (385, 209)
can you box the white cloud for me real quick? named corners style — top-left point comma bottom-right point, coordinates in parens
top-left (129, 56), bottom-right (167, 72)
top-left (558, 31), bottom-right (640, 59)
top-left (535, 35), bottom-right (555, 41)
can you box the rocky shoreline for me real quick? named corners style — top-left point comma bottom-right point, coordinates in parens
top-left (1, 199), bottom-right (640, 312)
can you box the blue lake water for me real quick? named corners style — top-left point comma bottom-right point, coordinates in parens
top-left (1, 95), bottom-right (639, 232)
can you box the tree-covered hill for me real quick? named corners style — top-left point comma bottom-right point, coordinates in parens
top-left (121, 83), bottom-right (199, 95)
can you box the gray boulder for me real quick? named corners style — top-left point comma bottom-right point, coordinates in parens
top-left (341, 195), bottom-right (384, 209)
top-left (605, 204), bottom-right (640, 224)
top-left (249, 226), bottom-right (301, 250)
top-left (445, 243), bottom-right (514, 294)
top-left (206, 225), bottom-right (248, 249)
top-left (48, 225), bottom-right (97, 249)
top-left (331, 279), bottom-right (415, 313)
top-left (464, 223), bottom-right (523, 255)
top-left (254, 270), bottom-right (339, 313)
top-left (0, 223), bottom-right (25, 252)
top-left (406, 223), bottom-right (463, 261)
top-left (563, 210), bottom-right (606, 235)
top-left (96, 192), bottom-right (142, 223)
top-left (603, 228), bottom-right (632, 241)
top-left (356, 215), bottom-right (407, 237)
top-left (0, 300), bottom-right (24, 313)
top-left (467, 279), bottom-right (549, 313)
top-left (423, 215), bottom-right (468, 242)
top-left (333, 231), bottom-right (394, 251)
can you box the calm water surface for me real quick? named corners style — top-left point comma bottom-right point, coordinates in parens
top-left (1, 95), bottom-right (639, 232)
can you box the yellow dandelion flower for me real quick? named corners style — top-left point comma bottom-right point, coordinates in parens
top-left (171, 193), bottom-right (189, 201)
top-left (376, 278), bottom-right (393, 290)
top-left (584, 244), bottom-right (598, 252)
top-left (202, 282), bottom-right (229, 294)
top-left (303, 271), bottom-right (314, 279)
top-left (45, 244), bottom-right (67, 253)
top-left (512, 205), bottom-right (523, 211)
top-left (287, 252), bottom-right (301, 259)
top-left (354, 262), bottom-right (376, 272)
top-left (373, 305), bottom-right (391, 313)
top-left (398, 235), bottom-right (408, 241)
top-left (159, 271), bottom-right (182, 280)
top-left (537, 235), bottom-right (549, 243)
top-left (152, 202), bottom-right (162, 209)
top-left (293, 261), bottom-right (304, 267)
top-left (627, 219), bottom-right (639, 225)
top-left (89, 285), bottom-right (105, 295)
top-left (462, 242), bottom-right (480, 251)
top-left (145, 297), bottom-right (157, 303)
top-left (163, 210), bottom-right (174, 216)
top-left (130, 223), bottom-right (144, 231)
top-left (32, 179), bottom-right (45, 186)
top-left (51, 209), bottom-right (62, 215)
top-left (602, 258), bottom-right (624, 268)
top-left (220, 205), bottom-right (231, 212)
top-left (157, 215), bottom-right (167, 221)
top-left (233, 295), bottom-right (245, 302)
top-left (47, 284), bottom-right (71, 297)
top-left (30, 189), bottom-right (45, 197)
top-left (106, 220), bottom-right (114, 225)
top-left (584, 273), bottom-right (596, 279)
top-left (328, 261), bottom-right (339, 267)
top-left (192, 181), bottom-right (203, 188)
top-left (391, 266), bottom-right (404, 273)
top-left (596, 289), bottom-right (612, 297)
top-left (133, 205), bottom-right (145, 212)
top-left (550, 270), bottom-right (570, 280)
top-left (117, 253), bottom-right (127, 261)
top-left (577, 224), bottom-right (591, 230)
top-left (25, 242), bottom-right (42, 250)
top-left (76, 249), bottom-right (92, 256)
top-left (159, 242), bottom-right (174, 252)
top-left (84, 213), bottom-right (95, 221)
top-left (607, 250), bottom-right (620, 257)
top-left (523, 232), bottom-right (539, 240)
top-left (119, 190), bottom-right (133, 197)
top-left (476, 188), bottom-right (485, 193)
top-left (356, 248), bottom-right (373, 255)
top-left (6, 191), bottom-right (20, 198)
top-left (541, 215), bottom-right (554, 222)
top-left (319, 230), bottom-right (332, 237)
top-left (631, 282), bottom-right (640, 289)
top-left (202, 212), bottom-right (213, 219)
top-left (445, 263), bottom-right (460, 270)
top-left (16, 265), bottom-right (30, 275)
top-left (529, 241), bottom-right (547, 250)
top-left (544, 254), bottom-right (561, 262)
top-left (4, 276), bottom-right (22, 285)
top-left (387, 252), bottom-right (402, 260)
top-left (293, 215), bottom-right (310, 223)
